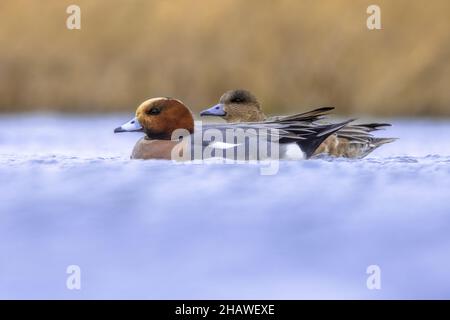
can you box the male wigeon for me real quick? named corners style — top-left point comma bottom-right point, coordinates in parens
top-left (200, 89), bottom-right (396, 158)
top-left (114, 97), bottom-right (354, 160)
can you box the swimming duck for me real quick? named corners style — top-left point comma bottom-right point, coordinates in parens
top-left (114, 97), bottom-right (353, 160)
top-left (200, 89), bottom-right (396, 158)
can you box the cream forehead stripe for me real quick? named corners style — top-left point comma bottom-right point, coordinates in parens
top-left (136, 97), bottom-right (185, 114)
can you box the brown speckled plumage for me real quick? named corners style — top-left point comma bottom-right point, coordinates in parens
top-left (202, 89), bottom-right (395, 158)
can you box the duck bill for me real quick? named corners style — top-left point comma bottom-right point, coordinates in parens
top-left (200, 103), bottom-right (226, 117)
top-left (114, 117), bottom-right (143, 133)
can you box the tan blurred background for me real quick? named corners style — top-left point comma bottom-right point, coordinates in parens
top-left (0, 0), bottom-right (449, 116)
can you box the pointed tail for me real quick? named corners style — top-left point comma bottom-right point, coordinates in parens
top-left (296, 119), bottom-right (354, 159)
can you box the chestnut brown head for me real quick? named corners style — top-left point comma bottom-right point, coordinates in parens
top-left (114, 97), bottom-right (194, 140)
top-left (200, 89), bottom-right (265, 122)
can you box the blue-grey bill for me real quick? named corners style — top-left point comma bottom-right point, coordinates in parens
top-left (200, 104), bottom-right (226, 117)
top-left (114, 117), bottom-right (143, 133)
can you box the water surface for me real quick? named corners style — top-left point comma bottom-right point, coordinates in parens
top-left (1, 115), bottom-right (449, 299)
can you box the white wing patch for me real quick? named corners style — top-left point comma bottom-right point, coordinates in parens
top-left (209, 141), bottom-right (240, 149)
top-left (280, 143), bottom-right (305, 160)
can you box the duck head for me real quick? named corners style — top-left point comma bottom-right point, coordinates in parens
top-left (114, 97), bottom-right (194, 139)
top-left (200, 89), bottom-right (266, 122)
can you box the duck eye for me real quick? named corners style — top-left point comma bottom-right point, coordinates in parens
top-left (231, 97), bottom-right (243, 103)
top-left (147, 107), bottom-right (161, 115)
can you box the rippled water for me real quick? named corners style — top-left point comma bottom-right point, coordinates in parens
top-left (0, 114), bottom-right (449, 299)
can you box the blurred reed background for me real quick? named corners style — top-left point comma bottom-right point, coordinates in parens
top-left (0, 0), bottom-right (449, 116)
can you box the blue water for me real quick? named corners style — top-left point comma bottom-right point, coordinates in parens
top-left (0, 114), bottom-right (449, 299)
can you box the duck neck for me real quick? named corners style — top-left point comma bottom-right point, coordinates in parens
top-left (225, 104), bottom-right (267, 122)
top-left (144, 132), bottom-right (172, 140)
top-left (144, 125), bottom-right (194, 140)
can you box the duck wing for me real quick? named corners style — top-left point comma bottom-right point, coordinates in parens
top-left (201, 118), bottom-right (353, 159)
top-left (265, 107), bottom-right (335, 123)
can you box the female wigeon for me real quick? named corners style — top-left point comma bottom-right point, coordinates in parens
top-left (114, 97), bottom-right (353, 160)
top-left (200, 89), bottom-right (396, 158)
